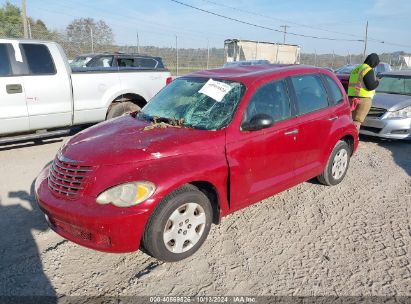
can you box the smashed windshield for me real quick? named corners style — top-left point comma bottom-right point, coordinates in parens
top-left (377, 76), bottom-right (411, 95)
top-left (140, 77), bottom-right (246, 130)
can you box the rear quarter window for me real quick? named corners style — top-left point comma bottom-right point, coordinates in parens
top-left (0, 44), bottom-right (12, 76)
top-left (21, 44), bottom-right (56, 75)
top-left (135, 57), bottom-right (158, 68)
top-left (117, 57), bottom-right (158, 69)
top-left (324, 74), bottom-right (344, 104)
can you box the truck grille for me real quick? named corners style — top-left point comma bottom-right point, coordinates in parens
top-left (367, 107), bottom-right (387, 118)
top-left (48, 156), bottom-right (93, 199)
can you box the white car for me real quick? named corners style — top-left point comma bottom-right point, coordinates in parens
top-left (0, 39), bottom-right (172, 143)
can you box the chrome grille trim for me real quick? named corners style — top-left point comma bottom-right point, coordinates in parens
top-left (49, 174), bottom-right (84, 190)
top-left (49, 170), bottom-right (82, 185)
top-left (53, 161), bottom-right (92, 173)
top-left (48, 156), bottom-right (93, 198)
top-left (48, 179), bottom-right (79, 196)
top-left (51, 163), bottom-right (85, 180)
top-left (367, 107), bottom-right (387, 118)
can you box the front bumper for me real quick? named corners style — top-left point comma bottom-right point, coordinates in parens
top-left (35, 166), bottom-right (151, 253)
top-left (360, 116), bottom-right (411, 140)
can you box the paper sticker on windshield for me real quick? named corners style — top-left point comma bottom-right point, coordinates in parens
top-left (199, 79), bottom-right (232, 102)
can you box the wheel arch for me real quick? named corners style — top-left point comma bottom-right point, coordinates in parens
top-left (340, 134), bottom-right (355, 155)
top-left (320, 131), bottom-right (356, 172)
top-left (111, 93), bottom-right (147, 109)
top-left (189, 181), bottom-right (221, 225)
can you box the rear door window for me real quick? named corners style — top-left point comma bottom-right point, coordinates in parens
top-left (0, 44), bottom-right (12, 76)
top-left (323, 74), bottom-right (344, 104)
top-left (117, 57), bottom-right (135, 67)
top-left (86, 56), bottom-right (114, 68)
top-left (134, 57), bottom-right (158, 68)
top-left (117, 57), bottom-right (158, 68)
top-left (21, 44), bottom-right (56, 75)
top-left (291, 74), bottom-right (329, 115)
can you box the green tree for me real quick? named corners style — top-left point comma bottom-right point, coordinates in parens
top-left (0, 2), bottom-right (23, 38)
top-left (66, 18), bottom-right (114, 54)
top-left (0, 1), bottom-right (55, 39)
top-left (28, 17), bottom-right (57, 39)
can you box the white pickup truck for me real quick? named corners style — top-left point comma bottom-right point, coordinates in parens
top-left (0, 39), bottom-right (172, 143)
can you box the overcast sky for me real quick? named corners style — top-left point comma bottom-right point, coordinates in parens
top-left (7, 0), bottom-right (411, 55)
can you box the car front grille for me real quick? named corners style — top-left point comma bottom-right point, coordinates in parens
top-left (367, 107), bottom-right (387, 118)
top-left (361, 126), bottom-right (382, 134)
top-left (48, 156), bottom-right (93, 199)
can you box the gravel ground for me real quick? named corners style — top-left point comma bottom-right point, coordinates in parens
top-left (0, 135), bottom-right (410, 297)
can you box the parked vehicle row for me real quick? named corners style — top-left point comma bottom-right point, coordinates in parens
top-left (36, 64), bottom-right (358, 262)
top-left (70, 53), bottom-right (165, 70)
top-left (333, 63), bottom-right (410, 140)
top-left (361, 71), bottom-right (411, 140)
top-left (0, 39), bottom-right (171, 143)
top-left (334, 63), bottom-right (392, 92)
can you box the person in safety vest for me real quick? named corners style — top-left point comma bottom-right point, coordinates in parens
top-left (347, 53), bottom-right (380, 131)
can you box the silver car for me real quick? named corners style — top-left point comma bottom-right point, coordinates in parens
top-left (361, 70), bottom-right (411, 140)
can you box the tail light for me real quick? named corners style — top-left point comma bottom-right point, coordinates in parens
top-left (166, 77), bottom-right (173, 85)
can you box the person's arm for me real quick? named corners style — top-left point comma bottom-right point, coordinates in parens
top-left (363, 70), bottom-right (379, 90)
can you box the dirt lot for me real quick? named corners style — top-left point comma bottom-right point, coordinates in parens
top-left (0, 135), bottom-right (410, 297)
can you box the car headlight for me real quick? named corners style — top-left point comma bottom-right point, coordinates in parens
top-left (384, 106), bottom-right (411, 119)
top-left (96, 182), bottom-right (155, 207)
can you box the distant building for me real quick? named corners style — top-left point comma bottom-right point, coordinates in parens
top-left (224, 39), bottom-right (301, 64)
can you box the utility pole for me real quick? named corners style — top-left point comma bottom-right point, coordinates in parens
top-left (206, 39), bottom-right (210, 69)
top-left (90, 26), bottom-right (94, 53)
top-left (22, 0), bottom-right (28, 38)
top-left (280, 25), bottom-right (289, 44)
top-left (27, 19), bottom-right (32, 38)
top-left (363, 21), bottom-right (368, 59)
top-left (175, 35), bottom-right (178, 76)
top-left (136, 31), bottom-right (140, 53)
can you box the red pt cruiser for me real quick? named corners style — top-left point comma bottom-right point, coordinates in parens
top-left (36, 65), bottom-right (358, 262)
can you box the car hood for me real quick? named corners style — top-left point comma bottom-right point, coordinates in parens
top-left (60, 115), bottom-right (225, 166)
top-left (336, 74), bottom-right (349, 80)
top-left (372, 93), bottom-right (411, 111)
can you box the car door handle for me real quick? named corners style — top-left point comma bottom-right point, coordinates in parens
top-left (328, 116), bottom-right (338, 121)
top-left (6, 84), bottom-right (23, 94)
top-left (284, 129), bottom-right (299, 135)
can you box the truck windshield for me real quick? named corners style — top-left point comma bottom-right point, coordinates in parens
top-left (140, 77), bottom-right (246, 130)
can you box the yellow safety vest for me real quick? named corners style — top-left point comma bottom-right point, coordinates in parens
top-left (347, 63), bottom-right (375, 98)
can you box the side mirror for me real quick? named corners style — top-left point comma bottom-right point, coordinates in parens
top-left (242, 113), bottom-right (274, 131)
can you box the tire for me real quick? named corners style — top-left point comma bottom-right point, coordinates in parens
top-left (141, 185), bottom-right (213, 262)
top-left (317, 140), bottom-right (351, 186)
top-left (106, 101), bottom-right (141, 120)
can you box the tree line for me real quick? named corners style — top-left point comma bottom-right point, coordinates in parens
top-left (0, 1), bottom-right (114, 57)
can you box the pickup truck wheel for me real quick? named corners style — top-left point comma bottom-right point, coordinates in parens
top-left (106, 102), bottom-right (140, 120)
top-left (141, 185), bottom-right (213, 262)
top-left (317, 140), bottom-right (351, 186)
